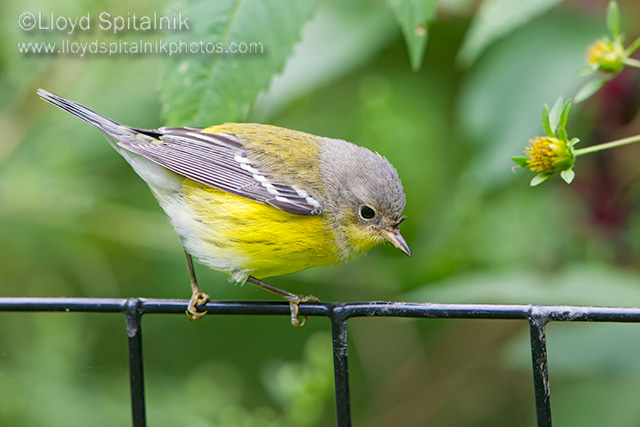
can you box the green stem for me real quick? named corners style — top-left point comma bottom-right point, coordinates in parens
top-left (623, 57), bottom-right (640, 69)
top-left (574, 134), bottom-right (640, 156)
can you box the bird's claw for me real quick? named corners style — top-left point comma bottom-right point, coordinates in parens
top-left (288, 294), bottom-right (318, 327)
top-left (186, 290), bottom-right (210, 321)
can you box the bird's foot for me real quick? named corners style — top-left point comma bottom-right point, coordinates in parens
top-left (186, 290), bottom-right (210, 321)
top-left (287, 294), bottom-right (319, 327)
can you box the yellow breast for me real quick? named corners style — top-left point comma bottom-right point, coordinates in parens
top-left (181, 180), bottom-right (343, 281)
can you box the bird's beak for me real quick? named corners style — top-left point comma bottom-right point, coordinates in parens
top-left (381, 228), bottom-right (411, 257)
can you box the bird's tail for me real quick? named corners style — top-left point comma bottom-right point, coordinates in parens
top-left (38, 88), bottom-right (184, 198)
top-left (37, 89), bottom-right (136, 141)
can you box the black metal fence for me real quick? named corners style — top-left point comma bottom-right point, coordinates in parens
top-left (2, 297), bottom-right (640, 426)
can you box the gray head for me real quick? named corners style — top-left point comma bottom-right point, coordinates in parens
top-left (319, 138), bottom-right (410, 257)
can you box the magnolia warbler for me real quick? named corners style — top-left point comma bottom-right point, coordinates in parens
top-left (38, 89), bottom-right (410, 326)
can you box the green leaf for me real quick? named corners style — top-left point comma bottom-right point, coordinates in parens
top-left (574, 76), bottom-right (612, 103)
top-left (606, 0), bottom-right (620, 38)
top-left (577, 65), bottom-right (596, 76)
top-left (160, 0), bottom-right (318, 126)
top-left (548, 97), bottom-right (564, 134)
top-left (557, 127), bottom-right (567, 142)
top-left (624, 35), bottom-right (640, 56)
top-left (252, 2), bottom-right (398, 121)
top-left (541, 104), bottom-right (555, 138)
top-left (530, 173), bottom-right (550, 186)
top-left (512, 157), bottom-right (529, 168)
top-left (559, 98), bottom-right (572, 132)
top-left (570, 137), bottom-right (581, 146)
top-left (456, 0), bottom-right (562, 66)
top-left (561, 168), bottom-right (575, 184)
top-left (386, 0), bottom-right (437, 71)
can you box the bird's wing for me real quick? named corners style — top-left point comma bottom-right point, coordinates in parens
top-left (123, 127), bottom-right (324, 215)
top-left (35, 89), bottom-right (322, 215)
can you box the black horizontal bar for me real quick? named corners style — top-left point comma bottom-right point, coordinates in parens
top-left (1, 298), bottom-right (640, 323)
top-left (0, 297), bottom-right (128, 312)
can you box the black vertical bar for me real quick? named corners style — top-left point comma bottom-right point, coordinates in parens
top-left (529, 313), bottom-right (552, 427)
top-left (330, 306), bottom-right (351, 427)
top-left (124, 298), bottom-right (147, 427)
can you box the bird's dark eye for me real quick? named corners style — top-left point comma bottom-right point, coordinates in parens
top-left (359, 205), bottom-right (376, 220)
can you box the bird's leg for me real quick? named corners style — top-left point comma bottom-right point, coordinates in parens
top-left (245, 276), bottom-right (318, 327)
top-left (184, 249), bottom-right (210, 321)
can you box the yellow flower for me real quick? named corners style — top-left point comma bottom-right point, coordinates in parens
top-left (586, 39), bottom-right (625, 73)
top-left (525, 136), bottom-right (574, 175)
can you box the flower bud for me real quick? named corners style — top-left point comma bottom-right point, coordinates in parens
top-left (525, 136), bottom-right (574, 174)
top-left (586, 39), bottom-right (625, 73)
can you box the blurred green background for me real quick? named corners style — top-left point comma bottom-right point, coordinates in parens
top-left (2, 0), bottom-right (640, 425)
